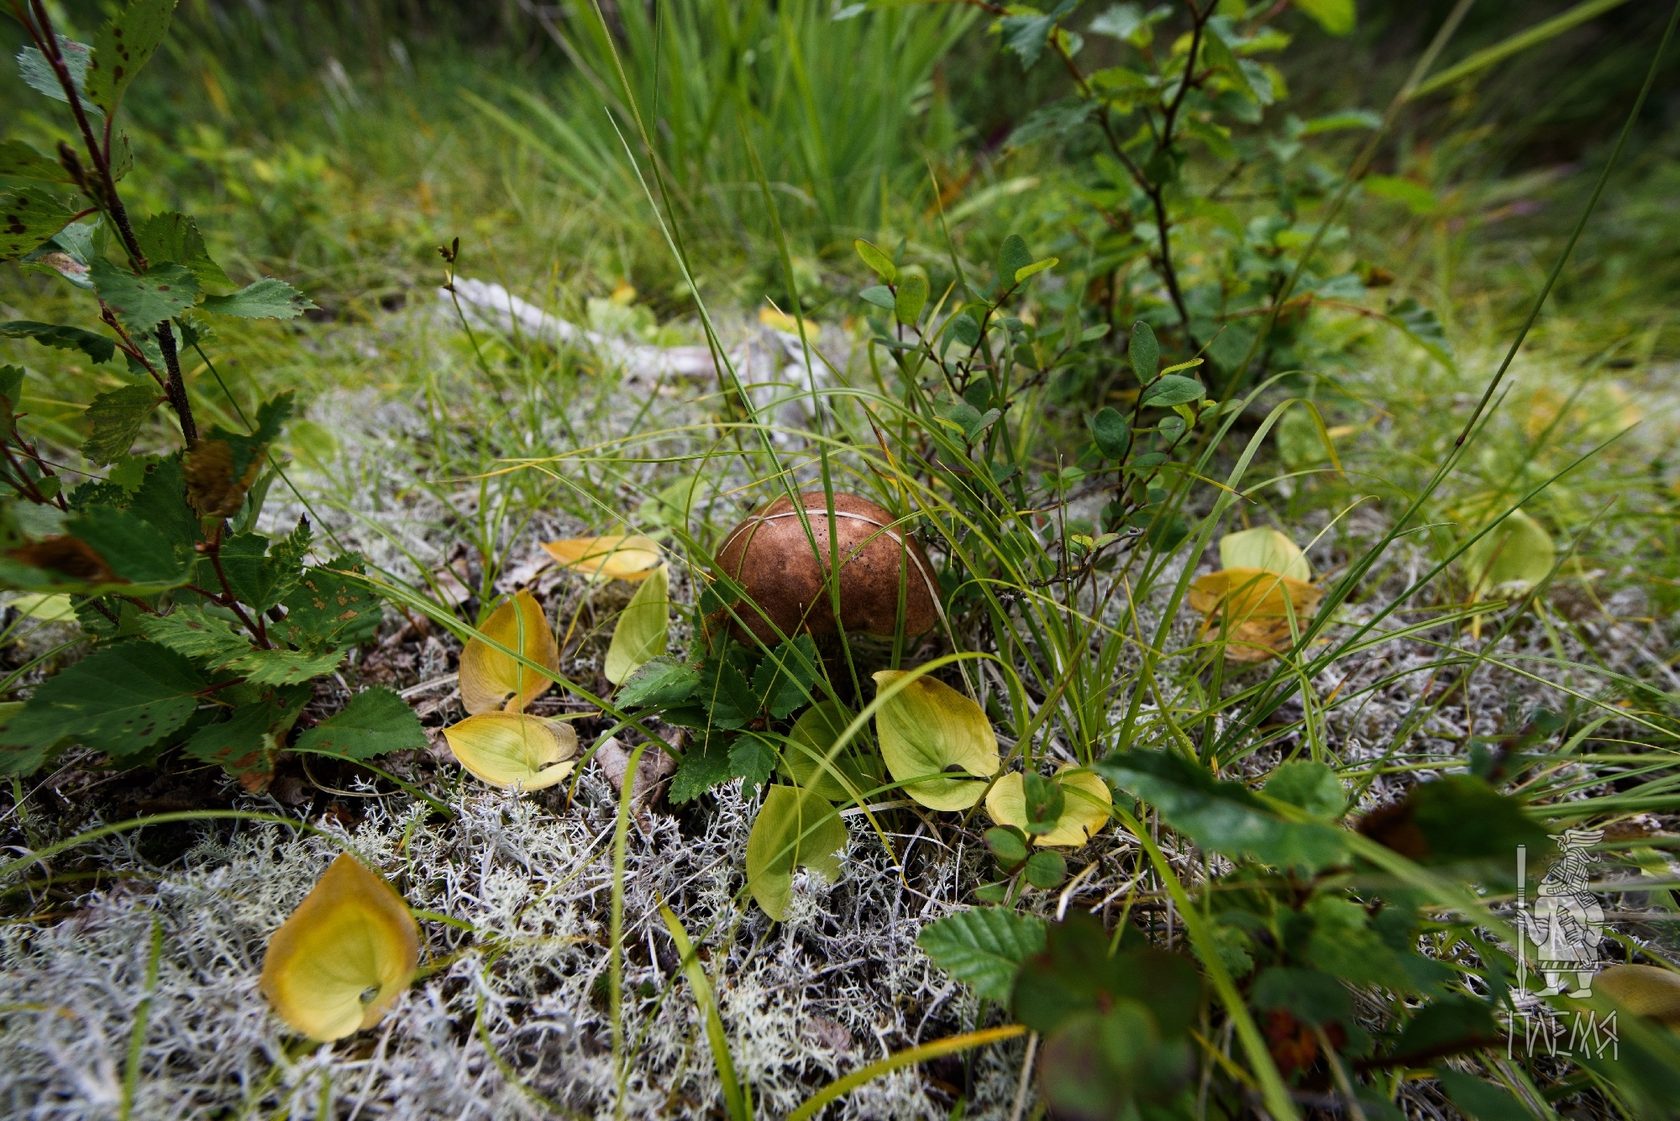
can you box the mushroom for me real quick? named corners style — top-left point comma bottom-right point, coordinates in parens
top-left (711, 491), bottom-right (939, 644)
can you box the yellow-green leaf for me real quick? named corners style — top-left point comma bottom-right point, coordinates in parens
top-left (1219, 527), bottom-right (1311, 582)
top-left (458, 590), bottom-right (558, 715)
top-left (778, 699), bottom-right (879, 803)
top-left (745, 784), bottom-right (848, 920)
top-left (1596, 964), bottom-right (1680, 1025)
top-left (540, 534), bottom-right (663, 582)
top-left (442, 711), bottom-right (578, 790)
top-left (984, 766), bottom-right (1112, 847)
top-left (605, 563), bottom-right (670, 685)
top-left (1188, 568), bottom-right (1323, 663)
top-left (258, 853), bottom-right (420, 1042)
top-left (872, 669), bottom-right (999, 811)
top-left (1461, 510), bottom-right (1554, 599)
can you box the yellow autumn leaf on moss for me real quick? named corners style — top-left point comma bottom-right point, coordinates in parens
top-left (458, 590), bottom-right (559, 715)
top-left (1189, 568), bottom-right (1324, 663)
top-left (259, 853), bottom-right (420, 1042)
top-left (604, 563), bottom-right (670, 685)
top-left (873, 669), bottom-right (999, 811)
top-left (540, 535), bottom-right (663, 582)
top-left (758, 305), bottom-right (820, 338)
top-left (985, 766), bottom-right (1112, 847)
top-left (443, 711), bottom-right (578, 790)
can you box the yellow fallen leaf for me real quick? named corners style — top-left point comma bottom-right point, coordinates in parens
top-left (985, 766), bottom-right (1112, 847)
top-left (443, 711), bottom-right (579, 790)
top-left (873, 669), bottom-right (999, 811)
top-left (1189, 567), bottom-right (1323, 663)
top-left (1219, 527), bottom-right (1312, 582)
top-left (259, 853), bottom-right (420, 1042)
top-left (540, 535), bottom-right (664, 582)
top-left (758, 305), bottom-right (820, 338)
top-left (458, 590), bottom-right (559, 715)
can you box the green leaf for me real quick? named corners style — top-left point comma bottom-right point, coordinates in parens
top-left (1263, 760), bottom-right (1345, 817)
top-left (1356, 775), bottom-right (1549, 885)
top-left (894, 269), bottom-right (929, 327)
top-left (1250, 967), bottom-right (1354, 1027)
top-left (61, 505), bottom-right (194, 591)
top-left (727, 733), bottom-right (777, 796)
top-left (89, 259), bottom-right (199, 334)
top-left (0, 321), bottom-right (116, 364)
top-left (215, 532), bottom-right (295, 614)
top-left (1435, 1071), bottom-right (1532, 1121)
top-left (604, 562), bottom-right (669, 685)
top-left (181, 694), bottom-right (303, 781)
top-left (0, 188), bottom-right (78, 262)
top-left (276, 555), bottom-right (382, 650)
top-left (1129, 320), bottom-right (1160, 382)
top-left (1293, 0), bottom-right (1356, 36)
top-left (0, 642), bottom-right (205, 767)
top-left (81, 384), bottom-right (159, 465)
top-left (1460, 510), bottom-right (1554, 599)
top-left (1088, 407), bottom-right (1131, 460)
top-left (1362, 174), bottom-right (1438, 216)
top-left (859, 284), bottom-right (895, 311)
top-left (0, 140), bottom-right (69, 183)
top-left (16, 38), bottom-right (100, 115)
top-left (1000, 0), bottom-right (1077, 70)
top-left (135, 212), bottom-right (232, 289)
top-left (873, 669), bottom-right (999, 811)
top-left (136, 604), bottom-right (249, 661)
top-left (1139, 374), bottom-right (1204, 408)
top-left (1013, 256), bottom-right (1058, 284)
top-left (749, 635), bottom-right (820, 721)
top-left (616, 656), bottom-right (701, 709)
top-left (745, 784), bottom-right (847, 920)
top-left (85, 0), bottom-right (177, 116)
top-left (1097, 749), bottom-right (1347, 870)
top-left (1012, 913), bottom-right (1201, 1037)
top-left (1024, 849), bottom-right (1067, 889)
top-left (853, 239), bottom-right (897, 283)
top-left (200, 277), bottom-right (315, 320)
top-left (1384, 296), bottom-right (1454, 367)
top-left (1391, 997), bottom-right (1499, 1061)
top-left (779, 699), bottom-right (876, 802)
top-left (984, 826), bottom-right (1029, 868)
top-left (184, 392), bottom-right (293, 517)
top-left (295, 687), bottom-right (427, 762)
top-left (918, 908), bottom-right (1047, 1003)
top-left (225, 646), bottom-right (345, 686)
top-left (996, 234), bottom-right (1033, 291)
top-left (668, 732), bottom-right (735, 803)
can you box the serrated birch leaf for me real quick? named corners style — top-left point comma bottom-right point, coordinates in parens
top-left (604, 563), bottom-right (669, 685)
top-left (442, 711), bottom-right (578, 790)
top-left (458, 590), bottom-right (558, 714)
top-left (539, 534), bottom-right (663, 582)
top-left (1188, 568), bottom-right (1323, 663)
top-left (985, 767), bottom-right (1112, 847)
top-left (1219, 527), bottom-right (1311, 582)
top-left (918, 908), bottom-right (1047, 1003)
top-left (873, 669), bottom-right (999, 811)
top-left (259, 854), bottom-right (420, 1043)
top-left (745, 784), bottom-right (847, 920)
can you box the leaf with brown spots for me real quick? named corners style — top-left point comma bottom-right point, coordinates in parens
top-left (85, 0), bottom-right (176, 116)
top-left (0, 188), bottom-right (78, 262)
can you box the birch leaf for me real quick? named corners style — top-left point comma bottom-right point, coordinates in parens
top-left (1461, 510), bottom-right (1554, 599)
top-left (873, 669), bottom-right (999, 811)
top-left (605, 563), bottom-right (669, 685)
top-left (442, 711), bottom-right (578, 790)
top-left (259, 854), bottom-right (420, 1042)
top-left (777, 699), bottom-right (879, 802)
top-left (458, 590), bottom-right (558, 714)
top-left (985, 766), bottom-right (1113, 847)
top-left (745, 784), bottom-right (847, 920)
top-left (540, 534), bottom-right (663, 582)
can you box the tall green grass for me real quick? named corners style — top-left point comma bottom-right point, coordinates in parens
top-left (469, 1), bottom-right (977, 263)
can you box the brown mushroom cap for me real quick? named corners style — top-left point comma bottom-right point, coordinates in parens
top-left (712, 491), bottom-right (939, 644)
